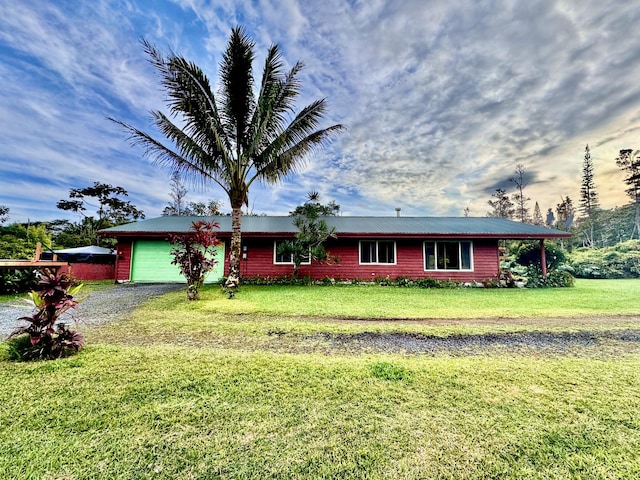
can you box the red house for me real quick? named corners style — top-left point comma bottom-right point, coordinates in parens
top-left (101, 216), bottom-right (570, 283)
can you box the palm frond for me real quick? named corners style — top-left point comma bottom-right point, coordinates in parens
top-left (220, 26), bottom-right (256, 155)
top-left (109, 117), bottom-right (231, 196)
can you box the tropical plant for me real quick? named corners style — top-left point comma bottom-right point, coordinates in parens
top-left (111, 27), bottom-right (343, 290)
top-left (512, 241), bottom-right (567, 271)
top-left (278, 192), bottom-right (339, 277)
top-left (8, 269), bottom-right (84, 360)
top-left (168, 221), bottom-right (220, 300)
top-left (0, 268), bottom-right (38, 295)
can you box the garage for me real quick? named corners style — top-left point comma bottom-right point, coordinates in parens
top-left (130, 239), bottom-right (225, 283)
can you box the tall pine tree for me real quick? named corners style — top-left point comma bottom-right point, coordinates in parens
top-left (579, 145), bottom-right (600, 246)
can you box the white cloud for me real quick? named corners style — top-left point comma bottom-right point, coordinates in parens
top-left (1, 0), bottom-right (639, 224)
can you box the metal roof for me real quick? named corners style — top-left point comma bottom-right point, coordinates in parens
top-left (54, 246), bottom-right (114, 255)
top-left (101, 216), bottom-right (571, 239)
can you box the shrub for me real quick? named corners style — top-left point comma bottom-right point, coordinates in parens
top-left (168, 221), bottom-right (220, 300)
top-left (0, 268), bottom-right (38, 294)
top-left (523, 266), bottom-right (575, 288)
top-left (513, 241), bottom-right (567, 270)
top-left (8, 269), bottom-right (84, 361)
top-left (568, 241), bottom-right (640, 279)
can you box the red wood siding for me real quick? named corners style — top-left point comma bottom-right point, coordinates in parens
top-left (115, 240), bottom-right (132, 281)
top-left (59, 263), bottom-right (115, 281)
top-left (228, 238), bottom-right (500, 282)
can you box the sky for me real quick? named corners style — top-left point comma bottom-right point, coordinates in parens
top-left (1, 0), bottom-right (640, 224)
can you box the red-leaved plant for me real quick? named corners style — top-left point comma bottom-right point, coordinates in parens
top-left (168, 221), bottom-right (220, 300)
top-left (9, 269), bottom-right (84, 360)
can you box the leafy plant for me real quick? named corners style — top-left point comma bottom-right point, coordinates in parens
top-left (568, 240), bottom-right (640, 278)
top-left (0, 268), bottom-right (38, 295)
top-left (8, 269), bottom-right (84, 360)
top-left (168, 221), bottom-right (220, 300)
top-left (523, 266), bottom-right (575, 288)
top-left (278, 192), bottom-right (339, 277)
top-left (513, 241), bottom-right (567, 270)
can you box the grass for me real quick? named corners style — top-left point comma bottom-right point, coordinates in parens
top-left (1, 279), bottom-right (639, 479)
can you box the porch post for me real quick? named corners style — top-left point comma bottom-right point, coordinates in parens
top-left (540, 239), bottom-right (547, 277)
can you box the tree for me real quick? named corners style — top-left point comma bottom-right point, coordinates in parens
top-left (555, 196), bottom-right (575, 231)
top-left (532, 202), bottom-right (544, 226)
top-left (579, 145), bottom-right (600, 247)
top-left (0, 205), bottom-right (9, 225)
top-left (187, 200), bottom-right (223, 216)
top-left (545, 208), bottom-right (555, 227)
top-left (510, 164), bottom-right (530, 223)
top-left (162, 173), bottom-right (223, 216)
top-left (168, 221), bottom-right (220, 300)
top-left (487, 188), bottom-right (515, 219)
top-left (162, 172), bottom-right (189, 216)
top-left (615, 148), bottom-right (640, 239)
top-left (57, 182), bottom-right (145, 246)
top-left (111, 28), bottom-right (343, 290)
top-left (278, 192), bottom-right (338, 277)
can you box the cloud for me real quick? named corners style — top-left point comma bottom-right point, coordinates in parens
top-left (1, 0), bottom-right (639, 224)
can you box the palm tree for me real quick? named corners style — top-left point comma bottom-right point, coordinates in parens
top-left (111, 27), bottom-right (343, 289)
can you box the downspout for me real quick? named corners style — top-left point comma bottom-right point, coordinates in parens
top-left (540, 239), bottom-right (547, 277)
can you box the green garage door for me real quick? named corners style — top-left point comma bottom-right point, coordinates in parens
top-left (130, 240), bottom-right (225, 283)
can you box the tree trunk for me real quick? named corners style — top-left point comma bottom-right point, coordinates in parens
top-left (225, 204), bottom-right (243, 290)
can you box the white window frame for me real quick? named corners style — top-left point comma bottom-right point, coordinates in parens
top-left (423, 240), bottom-right (474, 271)
top-left (273, 240), bottom-right (311, 265)
top-left (359, 240), bottom-right (397, 265)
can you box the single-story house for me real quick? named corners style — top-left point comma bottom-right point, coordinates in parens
top-left (100, 216), bottom-right (571, 283)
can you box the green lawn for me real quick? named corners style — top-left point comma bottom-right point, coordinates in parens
top-left (1, 280), bottom-right (639, 479)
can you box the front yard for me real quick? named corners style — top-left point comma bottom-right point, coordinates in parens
top-left (1, 280), bottom-right (639, 479)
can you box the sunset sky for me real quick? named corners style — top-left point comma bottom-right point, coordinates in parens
top-left (1, 0), bottom-right (639, 224)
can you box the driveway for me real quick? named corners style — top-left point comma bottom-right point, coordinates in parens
top-left (0, 283), bottom-right (181, 339)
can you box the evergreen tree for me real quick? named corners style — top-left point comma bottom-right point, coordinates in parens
top-left (615, 148), bottom-right (640, 239)
top-left (579, 145), bottom-right (600, 246)
top-left (532, 202), bottom-right (543, 226)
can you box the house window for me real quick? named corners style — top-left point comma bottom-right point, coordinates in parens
top-left (359, 240), bottom-right (396, 264)
top-left (273, 240), bottom-right (310, 265)
top-left (424, 241), bottom-right (473, 270)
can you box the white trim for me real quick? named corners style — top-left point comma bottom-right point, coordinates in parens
top-left (423, 240), bottom-right (474, 271)
top-left (273, 240), bottom-right (311, 265)
top-left (358, 240), bottom-right (397, 265)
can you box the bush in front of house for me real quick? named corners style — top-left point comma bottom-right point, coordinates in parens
top-left (501, 241), bottom-right (574, 288)
top-left (7, 269), bottom-right (84, 361)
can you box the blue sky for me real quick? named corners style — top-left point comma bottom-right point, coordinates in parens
top-left (1, 0), bottom-right (640, 224)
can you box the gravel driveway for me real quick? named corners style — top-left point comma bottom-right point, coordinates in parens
top-left (0, 283), bottom-right (181, 339)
